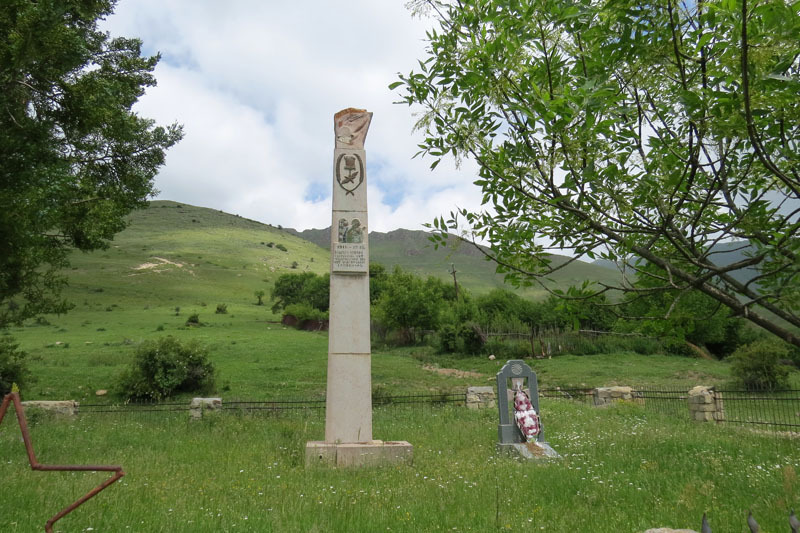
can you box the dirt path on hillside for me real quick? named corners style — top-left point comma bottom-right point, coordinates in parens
top-left (422, 365), bottom-right (484, 379)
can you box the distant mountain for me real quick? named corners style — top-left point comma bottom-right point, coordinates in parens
top-left (287, 226), bottom-right (622, 297)
top-left (590, 241), bottom-right (759, 285)
top-left (62, 201), bottom-right (622, 307)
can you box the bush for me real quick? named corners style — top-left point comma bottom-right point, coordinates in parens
top-left (0, 336), bottom-right (30, 395)
top-left (276, 243), bottom-right (287, 252)
top-left (283, 303), bottom-right (329, 325)
top-left (115, 337), bottom-right (216, 401)
top-left (437, 324), bottom-right (459, 353)
top-left (483, 338), bottom-right (530, 359)
top-left (186, 313), bottom-right (201, 326)
top-left (730, 340), bottom-right (791, 391)
top-left (215, 303), bottom-right (228, 314)
top-left (460, 322), bottom-right (485, 355)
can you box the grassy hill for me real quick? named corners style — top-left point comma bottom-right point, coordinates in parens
top-left (64, 200), bottom-right (329, 308)
top-left (287, 226), bottom-right (622, 297)
top-left (5, 200), bottom-right (767, 403)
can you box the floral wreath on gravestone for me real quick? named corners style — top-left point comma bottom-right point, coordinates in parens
top-left (513, 385), bottom-right (540, 441)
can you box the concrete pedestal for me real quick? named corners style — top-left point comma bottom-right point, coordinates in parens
top-left (496, 441), bottom-right (561, 460)
top-left (306, 440), bottom-right (413, 467)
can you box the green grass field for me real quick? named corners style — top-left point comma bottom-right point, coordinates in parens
top-left (9, 199), bottom-right (778, 403)
top-left (2, 200), bottom-right (799, 531)
top-left (12, 303), bottom-right (753, 403)
top-left (1, 401), bottom-right (797, 532)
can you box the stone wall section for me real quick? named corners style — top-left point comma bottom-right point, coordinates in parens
top-left (189, 397), bottom-right (222, 419)
top-left (20, 401), bottom-right (78, 416)
top-left (593, 386), bottom-right (635, 406)
top-left (687, 386), bottom-right (725, 422)
top-left (466, 386), bottom-right (496, 409)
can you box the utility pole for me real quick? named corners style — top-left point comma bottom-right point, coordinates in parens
top-left (449, 263), bottom-right (459, 300)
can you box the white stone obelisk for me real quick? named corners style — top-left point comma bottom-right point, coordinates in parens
top-left (326, 108), bottom-right (373, 443)
top-left (306, 109), bottom-right (412, 466)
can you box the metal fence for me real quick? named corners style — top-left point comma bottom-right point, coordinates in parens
top-left (80, 401), bottom-right (190, 415)
top-left (77, 391), bottom-right (466, 418)
top-left (540, 387), bottom-right (594, 403)
top-left (712, 389), bottom-right (800, 433)
top-left (55, 386), bottom-right (800, 435)
top-left (634, 386), bottom-right (800, 434)
top-left (540, 385), bottom-right (800, 435)
top-left (632, 387), bottom-right (688, 418)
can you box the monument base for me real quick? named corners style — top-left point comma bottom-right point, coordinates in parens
top-left (305, 440), bottom-right (413, 467)
top-left (496, 441), bottom-right (560, 460)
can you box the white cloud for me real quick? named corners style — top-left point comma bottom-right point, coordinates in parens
top-left (102, 1), bottom-right (481, 231)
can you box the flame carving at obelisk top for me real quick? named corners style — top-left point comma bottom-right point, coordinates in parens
top-left (334, 108), bottom-right (373, 149)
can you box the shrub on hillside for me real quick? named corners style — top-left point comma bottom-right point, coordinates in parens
top-left (0, 336), bottom-right (30, 395)
top-left (460, 322), bottom-right (485, 355)
top-left (483, 338), bottom-right (530, 359)
top-left (437, 324), bottom-right (459, 353)
top-left (730, 339), bottom-right (791, 391)
top-left (215, 303), bottom-right (228, 314)
top-left (115, 337), bottom-right (216, 401)
top-left (282, 303), bottom-right (329, 327)
top-left (186, 313), bottom-right (201, 326)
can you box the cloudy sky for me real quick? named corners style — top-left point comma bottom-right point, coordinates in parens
top-left (102, 1), bottom-right (482, 232)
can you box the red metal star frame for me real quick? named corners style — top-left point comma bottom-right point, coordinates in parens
top-left (0, 392), bottom-right (125, 532)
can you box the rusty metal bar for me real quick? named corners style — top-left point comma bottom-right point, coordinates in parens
top-left (0, 392), bottom-right (125, 532)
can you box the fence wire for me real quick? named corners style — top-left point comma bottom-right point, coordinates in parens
top-left (56, 386), bottom-right (800, 436)
top-left (713, 389), bottom-right (800, 433)
top-left (634, 386), bottom-right (800, 434)
top-left (540, 388), bottom-right (594, 403)
top-left (76, 391), bottom-right (466, 419)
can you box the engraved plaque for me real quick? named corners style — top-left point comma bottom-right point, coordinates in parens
top-left (332, 242), bottom-right (367, 273)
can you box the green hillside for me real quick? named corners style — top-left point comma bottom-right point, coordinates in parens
top-left (64, 200), bottom-right (329, 308)
top-left (5, 200), bottom-right (774, 403)
top-left (287, 227), bottom-right (622, 297)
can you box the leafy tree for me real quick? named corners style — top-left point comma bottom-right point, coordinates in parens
top-left (546, 288), bottom-right (616, 332)
top-left (395, 0), bottom-right (800, 347)
top-left (0, 336), bottom-right (30, 395)
top-left (270, 272), bottom-right (329, 314)
top-left (374, 267), bottom-right (453, 344)
top-left (0, 0), bottom-right (182, 328)
top-left (369, 262), bottom-right (389, 304)
top-left (254, 290), bottom-right (265, 306)
top-left (617, 263), bottom-right (749, 356)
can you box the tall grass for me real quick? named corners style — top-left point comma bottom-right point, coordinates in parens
top-left (2, 400), bottom-right (797, 531)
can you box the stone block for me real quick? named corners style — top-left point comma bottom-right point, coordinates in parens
top-left (21, 401), bottom-right (78, 416)
top-left (325, 353), bottom-right (372, 442)
top-left (466, 386), bottom-right (496, 410)
top-left (593, 386), bottom-right (633, 406)
top-left (189, 397), bottom-right (222, 419)
top-left (694, 411), bottom-right (714, 421)
top-left (305, 441), bottom-right (413, 467)
top-left (496, 441), bottom-right (560, 460)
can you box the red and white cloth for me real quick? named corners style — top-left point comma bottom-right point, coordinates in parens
top-left (513, 387), bottom-right (540, 441)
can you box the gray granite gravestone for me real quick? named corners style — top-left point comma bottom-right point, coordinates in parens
top-left (496, 359), bottom-right (559, 459)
